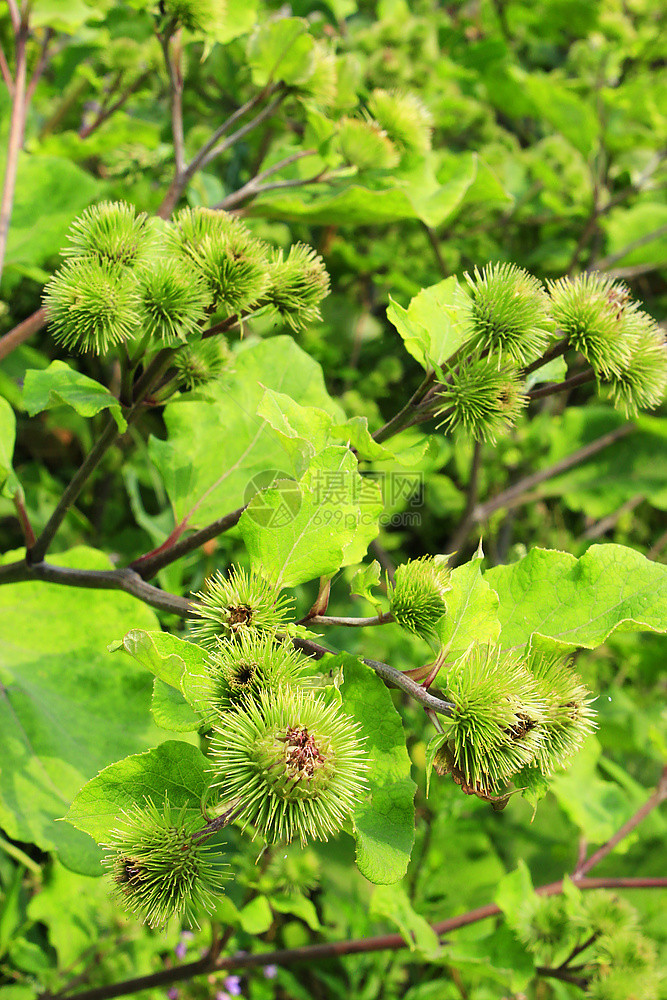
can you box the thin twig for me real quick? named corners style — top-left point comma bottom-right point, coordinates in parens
top-left (0, 15), bottom-right (28, 281)
top-left (373, 371), bottom-right (436, 444)
top-left (185, 83), bottom-right (279, 180)
top-left (579, 494), bottom-right (643, 541)
top-left (573, 765), bottom-right (667, 878)
top-left (302, 612), bottom-right (394, 628)
top-left (24, 27), bottom-right (52, 106)
top-left (160, 29), bottom-right (185, 178)
top-left (28, 349), bottom-right (175, 563)
top-left (199, 91), bottom-right (287, 171)
top-left (130, 506), bottom-right (246, 579)
top-left (0, 560), bottom-right (191, 616)
top-left (0, 40), bottom-right (13, 93)
top-left (6, 0), bottom-right (20, 34)
top-left (422, 223), bottom-right (447, 277)
top-left (522, 337), bottom-right (569, 377)
top-left (595, 222), bottom-right (667, 272)
top-left (13, 492), bottom-right (35, 547)
top-left (0, 305), bottom-right (46, 361)
top-left (78, 70), bottom-right (150, 140)
top-left (468, 422), bottom-right (634, 525)
top-left (45, 878), bottom-right (667, 1000)
top-left (527, 368), bottom-right (596, 401)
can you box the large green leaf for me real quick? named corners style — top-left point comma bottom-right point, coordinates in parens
top-left (247, 18), bottom-right (315, 87)
top-left (337, 655), bottom-right (416, 885)
top-left (387, 278), bottom-right (469, 370)
top-left (149, 337), bottom-right (344, 529)
top-left (602, 202), bottom-right (667, 268)
top-left (66, 740), bottom-right (210, 843)
top-left (369, 883), bottom-right (440, 957)
top-left (0, 397), bottom-right (19, 499)
top-left (435, 552), bottom-right (501, 662)
top-left (22, 361), bottom-right (127, 432)
top-left (239, 446), bottom-right (383, 588)
top-left (484, 544), bottom-right (667, 650)
top-left (4, 156), bottom-right (99, 272)
top-left (0, 548), bottom-right (182, 875)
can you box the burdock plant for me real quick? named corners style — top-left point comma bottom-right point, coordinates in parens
top-left (388, 555), bottom-right (450, 639)
top-left (103, 798), bottom-right (229, 928)
top-left (189, 565), bottom-right (295, 650)
top-left (209, 687), bottom-right (367, 844)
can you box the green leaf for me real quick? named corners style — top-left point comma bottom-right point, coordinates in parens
top-left (0, 397), bottom-right (19, 499)
top-left (337, 655), bottom-right (416, 885)
top-left (239, 895), bottom-right (273, 934)
top-left (387, 278), bottom-right (469, 370)
top-left (114, 629), bottom-right (208, 691)
top-left (0, 547), bottom-right (182, 875)
top-left (239, 446), bottom-right (382, 589)
top-left (27, 861), bottom-right (115, 966)
top-left (249, 180), bottom-right (421, 226)
top-left (524, 354), bottom-right (568, 391)
top-left (270, 892), bottom-right (322, 931)
top-left (602, 202), bottom-right (667, 268)
top-left (484, 544), bottom-right (667, 650)
top-left (66, 740), bottom-right (211, 843)
top-left (4, 156), bottom-right (99, 272)
top-left (150, 337), bottom-right (344, 528)
top-left (349, 560), bottom-right (383, 610)
top-left (247, 18), bottom-right (315, 87)
top-left (22, 361), bottom-right (127, 432)
top-left (523, 74), bottom-right (599, 157)
top-left (435, 552), bottom-right (501, 661)
top-left (494, 860), bottom-right (535, 931)
top-left (151, 679), bottom-right (201, 732)
top-left (30, 0), bottom-right (104, 30)
top-left (370, 883), bottom-right (440, 958)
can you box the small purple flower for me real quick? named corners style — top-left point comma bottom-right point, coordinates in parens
top-left (167, 989), bottom-right (179, 1000)
top-left (263, 965), bottom-right (278, 979)
top-left (224, 976), bottom-right (242, 997)
top-left (175, 942), bottom-right (188, 960)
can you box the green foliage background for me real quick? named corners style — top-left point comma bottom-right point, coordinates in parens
top-left (0, 1), bottom-right (665, 999)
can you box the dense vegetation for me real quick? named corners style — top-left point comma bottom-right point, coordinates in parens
top-left (0, 2), bottom-right (665, 1000)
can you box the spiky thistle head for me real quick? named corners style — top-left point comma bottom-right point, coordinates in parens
top-left (194, 220), bottom-right (270, 313)
top-left (526, 649), bottom-right (596, 775)
top-left (388, 556), bottom-right (450, 639)
top-left (173, 337), bottom-right (230, 390)
top-left (602, 309), bottom-right (667, 415)
top-left (515, 894), bottom-right (572, 959)
top-left (204, 630), bottom-right (312, 711)
top-left (464, 263), bottom-right (553, 365)
top-left (63, 201), bottom-right (156, 268)
top-left (103, 798), bottom-right (229, 928)
top-left (189, 565), bottom-right (295, 651)
top-left (339, 116), bottom-right (399, 170)
top-left (547, 272), bottom-right (636, 376)
top-left (588, 967), bottom-right (662, 1000)
top-left (167, 206), bottom-right (239, 260)
top-left (161, 0), bottom-right (227, 34)
top-left (136, 257), bottom-right (211, 345)
top-left (439, 643), bottom-right (546, 795)
top-left (209, 687), bottom-right (367, 844)
top-left (436, 357), bottom-right (527, 442)
top-left (578, 891), bottom-right (637, 938)
top-left (264, 243), bottom-right (330, 331)
top-left (43, 258), bottom-right (140, 354)
top-left (264, 843), bottom-right (320, 896)
top-left (367, 88), bottom-right (433, 155)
